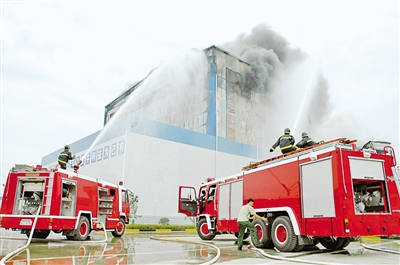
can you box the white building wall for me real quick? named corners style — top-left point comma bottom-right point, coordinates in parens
top-left (54, 131), bottom-right (254, 218)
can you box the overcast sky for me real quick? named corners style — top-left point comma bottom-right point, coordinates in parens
top-left (1, 1), bottom-right (399, 189)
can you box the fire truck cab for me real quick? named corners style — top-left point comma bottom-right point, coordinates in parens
top-left (178, 138), bottom-right (400, 252)
top-left (0, 164), bottom-right (130, 240)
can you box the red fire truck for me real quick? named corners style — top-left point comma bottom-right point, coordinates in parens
top-left (178, 138), bottom-right (400, 251)
top-left (0, 164), bottom-right (130, 241)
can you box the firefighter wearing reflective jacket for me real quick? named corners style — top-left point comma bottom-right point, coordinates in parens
top-left (58, 145), bottom-right (75, 169)
top-left (270, 128), bottom-right (298, 154)
top-left (296, 132), bottom-right (317, 148)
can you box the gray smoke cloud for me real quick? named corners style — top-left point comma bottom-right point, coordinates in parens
top-left (218, 23), bottom-right (350, 150)
top-left (221, 24), bottom-right (307, 95)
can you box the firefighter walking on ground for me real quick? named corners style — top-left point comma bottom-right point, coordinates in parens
top-left (58, 145), bottom-right (75, 169)
top-left (237, 198), bottom-right (267, 250)
top-left (270, 128), bottom-right (298, 154)
top-left (296, 132), bottom-right (317, 148)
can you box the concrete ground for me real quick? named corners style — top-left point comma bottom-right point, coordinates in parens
top-left (0, 229), bottom-right (399, 264)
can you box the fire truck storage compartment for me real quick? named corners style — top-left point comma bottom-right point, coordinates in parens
top-left (218, 180), bottom-right (243, 220)
top-left (14, 178), bottom-right (45, 215)
top-left (61, 180), bottom-right (76, 216)
top-left (300, 158), bottom-right (336, 218)
top-left (349, 158), bottom-right (389, 213)
top-left (99, 188), bottom-right (114, 215)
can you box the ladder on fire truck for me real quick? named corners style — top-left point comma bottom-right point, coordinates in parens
top-left (242, 138), bottom-right (357, 171)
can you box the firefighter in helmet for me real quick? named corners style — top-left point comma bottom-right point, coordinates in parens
top-left (58, 145), bottom-right (75, 169)
top-left (270, 128), bottom-right (298, 154)
top-left (296, 132), bottom-right (317, 148)
top-left (191, 190), bottom-right (206, 213)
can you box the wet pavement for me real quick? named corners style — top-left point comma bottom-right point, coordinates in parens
top-left (0, 229), bottom-right (399, 264)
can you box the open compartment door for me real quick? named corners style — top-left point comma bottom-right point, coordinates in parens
top-left (178, 186), bottom-right (197, 216)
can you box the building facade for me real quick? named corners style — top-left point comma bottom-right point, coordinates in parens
top-left (42, 46), bottom-right (270, 224)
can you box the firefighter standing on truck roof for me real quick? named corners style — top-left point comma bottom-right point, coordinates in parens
top-left (270, 128), bottom-right (298, 154)
top-left (58, 145), bottom-right (75, 169)
top-left (237, 198), bottom-right (267, 250)
top-left (296, 132), bottom-right (317, 148)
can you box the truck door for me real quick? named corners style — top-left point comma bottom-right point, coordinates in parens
top-left (178, 186), bottom-right (197, 216)
top-left (121, 189), bottom-right (130, 219)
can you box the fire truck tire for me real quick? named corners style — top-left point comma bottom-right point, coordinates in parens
top-left (319, 237), bottom-right (346, 250)
top-left (74, 216), bottom-right (90, 241)
top-left (271, 216), bottom-right (298, 252)
top-left (252, 219), bottom-right (273, 248)
top-left (197, 219), bottom-right (216, 240)
top-left (341, 237), bottom-right (352, 248)
top-left (293, 243), bottom-right (305, 252)
top-left (112, 218), bottom-right (126, 237)
top-left (27, 229), bottom-right (50, 239)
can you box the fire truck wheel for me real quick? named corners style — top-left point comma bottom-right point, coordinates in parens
top-left (293, 243), bottom-right (305, 252)
top-left (197, 219), bottom-right (216, 240)
top-left (319, 237), bottom-right (346, 250)
top-left (112, 218), bottom-right (126, 237)
top-left (341, 237), bottom-right (352, 248)
top-left (271, 216), bottom-right (298, 252)
top-left (74, 216), bottom-right (90, 241)
top-left (252, 219), bottom-right (273, 248)
top-left (27, 229), bottom-right (50, 239)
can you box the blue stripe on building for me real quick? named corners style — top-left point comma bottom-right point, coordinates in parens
top-left (42, 117), bottom-right (266, 166)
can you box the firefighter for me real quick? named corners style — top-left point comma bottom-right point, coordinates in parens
top-left (237, 198), bottom-right (267, 250)
top-left (58, 145), bottom-right (75, 169)
top-left (192, 190), bottom-right (206, 213)
top-left (270, 128), bottom-right (298, 154)
top-left (193, 190), bottom-right (206, 202)
top-left (296, 132), bottom-right (317, 148)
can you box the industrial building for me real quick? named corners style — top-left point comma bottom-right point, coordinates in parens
top-left (42, 46), bottom-right (271, 224)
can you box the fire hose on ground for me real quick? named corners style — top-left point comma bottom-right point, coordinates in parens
top-left (360, 239), bottom-right (400, 255)
top-left (0, 206), bottom-right (41, 265)
top-left (0, 210), bottom-right (109, 265)
top-left (150, 235), bottom-right (220, 265)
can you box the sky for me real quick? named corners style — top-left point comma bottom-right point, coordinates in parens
top-left (1, 1), bottom-right (399, 190)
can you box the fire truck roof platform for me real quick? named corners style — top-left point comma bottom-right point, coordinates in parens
top-left (242, 138), bottom-right (357, 171)
top-left (202, 138), bottom-right (395, 186)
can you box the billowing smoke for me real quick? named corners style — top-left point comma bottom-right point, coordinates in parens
top-left (220, 23), bottom-right (379, 150)
top-left (221, 24), bottom-right (307, 95)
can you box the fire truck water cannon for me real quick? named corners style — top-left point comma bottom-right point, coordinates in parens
top-left (73, 160), bottom-right (82, 173)
top-left (178, 138), bottom-right (400, 252)
top-left (0, 164), bottom-right (131, 241)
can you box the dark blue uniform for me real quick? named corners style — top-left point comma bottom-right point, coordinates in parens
top-left (296, 136), bottom-right (317, 148)
top-left (58, 147), bottom-right (74, 169)
top-left (270, 132), bottom-right (298, 154)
